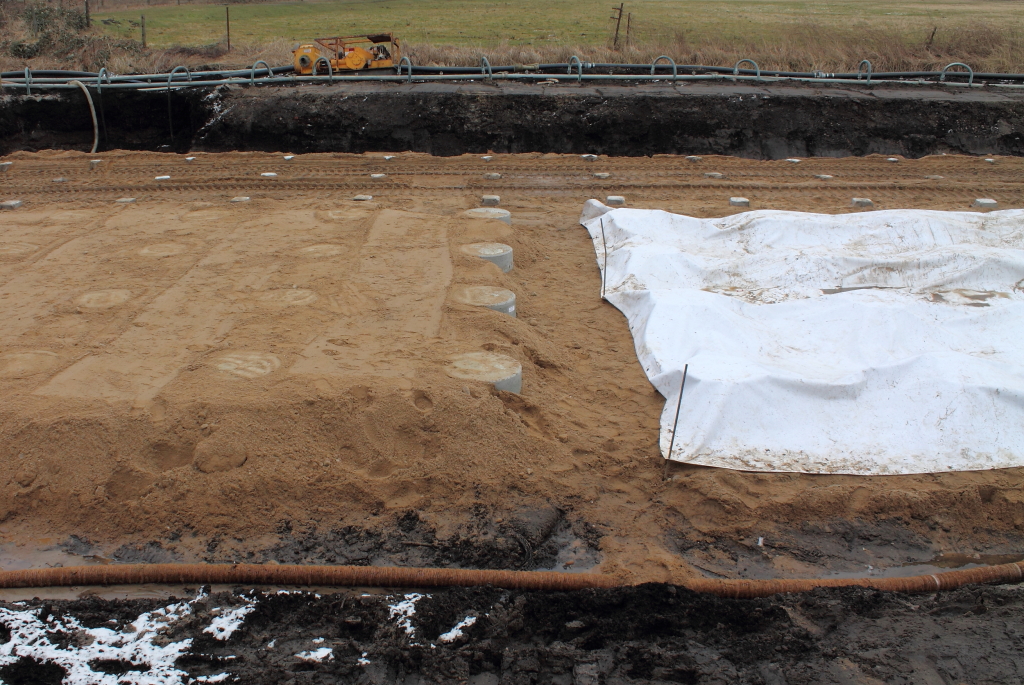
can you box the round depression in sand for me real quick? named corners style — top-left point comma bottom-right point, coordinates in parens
top-left (0, 242), bottom-right (39, 257)
top-left (139, 243), bottom-right (186, 257)
top-left (447, 352), bottom-right (522, 393)
top-left (258, 289), bottom-right (318, 306)
top-left (298, 244), bottom-right (345, 257)
top-left (76, 289), bottom-right (132, 309)
top-left (0, 351), bottom-right (59, 379)
top-left (215, 352), bottom-right (281, 379)
top-left (450, 285), bottom-right (516, 316)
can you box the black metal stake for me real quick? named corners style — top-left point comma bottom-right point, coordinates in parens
top-left (600, 217), bottom-right (608, 299)
top-left (663, 363), bottom-right (688, 480)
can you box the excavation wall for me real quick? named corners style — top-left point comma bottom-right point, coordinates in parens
top-left (2, 80), bottom-right (1024, 157)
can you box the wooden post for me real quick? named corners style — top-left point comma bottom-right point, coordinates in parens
top-left (626, 12), bottom-right (631, 46)
top-left (141, 15), bottom-right (146, 48)
top-left (611, 3), bottom-right (624, 49)
top-left (85, 0), bottom-right (90, 28)
top-left (226, 6), bottom-right (231, 52)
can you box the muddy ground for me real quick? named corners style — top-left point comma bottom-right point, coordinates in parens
top-left (3, 80), bottom-right (1024, 157)
top-left (0, 583), bottom-right (1022, 684)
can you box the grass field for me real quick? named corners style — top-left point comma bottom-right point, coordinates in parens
top-left (0, 0), bottom-right (1001, 73)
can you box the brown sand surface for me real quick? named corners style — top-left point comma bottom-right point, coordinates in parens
top-left (1, 150), bottom-right (1023, 582)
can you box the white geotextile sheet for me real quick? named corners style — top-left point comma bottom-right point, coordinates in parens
top-left (580, 200), bottom-right (1024, 474)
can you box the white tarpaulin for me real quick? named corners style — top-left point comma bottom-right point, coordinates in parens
top-left (580, 200), bottom-right (1024, 475)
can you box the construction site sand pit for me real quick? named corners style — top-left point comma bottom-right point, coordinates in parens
top-left (0, 149), bottom-right (1023, 590)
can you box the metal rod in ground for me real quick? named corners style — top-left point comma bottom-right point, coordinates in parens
top-left (226, 7), bottom-right (231, 52)
top-left (600, 218), bottom-right (608, 299)
top-left (663, 363), bottom-right (688, 480)
top-left (141, 15), bottom-right (146, 49)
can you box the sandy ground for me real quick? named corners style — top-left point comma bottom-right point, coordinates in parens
top-left (1, 150), bottom-right (1023, 584)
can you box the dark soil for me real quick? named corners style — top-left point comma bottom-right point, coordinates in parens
top-left (3, 80), bottom-right (1024, 158)
top-left (2, 583), bottom-right (1023, 683)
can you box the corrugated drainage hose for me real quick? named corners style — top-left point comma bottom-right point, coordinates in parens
top-left (0, 562), bottom-right (1020, 598)
top-left (68, 79), bottom-right (99, 154)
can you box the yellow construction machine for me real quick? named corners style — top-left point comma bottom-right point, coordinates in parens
top-left (293, 33), bottom-right (401, 74)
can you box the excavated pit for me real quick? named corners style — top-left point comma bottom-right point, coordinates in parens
top-left (3, 80), bottom-right (1024, 157)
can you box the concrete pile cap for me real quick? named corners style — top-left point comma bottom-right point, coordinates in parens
top-left (973, 198), bottom-right (998, 209)
top-left (704, 172), bottom-right (723, 179)
top-left (89, 159), bottom-right (103, 168)
top-left (685, 156), bottom-right (702, 162)
top-left (0, 162), bottom-right (12, 171)
top-left (594, 172), bottom-right (611, 179)
top-left (260, 172), bottom-right (278, 177)
top-left (462, 208), bottom-right (511, 224)
top-left (371, 173), bottom-right (387, 178)
top-left (814, 174), bottom-right (833, 180)
top-left (785, 158), bottom-right (801, 163)
top-left (1, 200), bottom-right (23, 210)
top-left (450, 285), bottom-right (517, 317)
top-left (481, 195), bottom-right (501, 206)
top-left (985, 158), bottom-right (996, 163)
top-left (925, 175), bottom-right (944, 180)
top-left (887, 157), bottom-right (900, 162)
top-left (460, 242), bottom-right (514, 272)
top-left (284, 155), bottom-right (295, 160)
top-left (52, 177), bottom-right (66, 183)
top-left (383, 155), bottom-right (395, 160)
top-left (581, 154), bottom-right (598, 161)
top-left (447, 351), bottom-right (522, 393)
top-left (353, 195), bottom-right (373, 201)
top-left (155, 175), bottom-right (171, 180)
top-left (481, 155), bottom-right (493, 161)
top-left (185, 157), bottom-right (196, 162)
top-left (230, 196), bottom-right (251, 203)
top-left (606, 196), bottom-right (626, 206)
top-left (484, 173), bottom-right (502, 180)
top-left (115, 197), bottom-right (136, 203)
top-left (851, 197), bottom-right (874, 208)
top-left (730, 197), bottom-right (750, 207)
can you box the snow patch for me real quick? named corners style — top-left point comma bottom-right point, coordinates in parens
top-left (388, 593), bottom-right (426, 636)
top-left (295, 647), bottom-right (334, 662)
top-left (439, 616), bottom-right (478, 643)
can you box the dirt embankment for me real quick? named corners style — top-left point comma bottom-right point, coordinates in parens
top-left (4, 81), bottom-right (1024, 158)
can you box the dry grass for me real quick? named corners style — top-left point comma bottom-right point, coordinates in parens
top-left (4, 0), bottom-right (1024, 75)
top-left (407, 23), bottom-right (1024, 75)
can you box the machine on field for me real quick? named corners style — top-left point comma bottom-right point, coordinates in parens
top-left (292, 33), bottom-right (401, 74)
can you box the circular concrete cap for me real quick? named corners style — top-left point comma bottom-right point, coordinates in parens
top-left (594, 172), bottom-right (611, 179)
top-left (447, 352), bottom-right (522, 393)
top-left (462, 208), bottom-right (511, 224)
top-left (155, 176), bottom-right (170, 180)
top-left (460, 242), bottom-right (514, 272)
top-left (185, 157), bottom-right (196, 162)
top-left (481, 155), bottom-right (493, 161)
top-left (231, 196), bottom-right (250, 203)
top-left (606, 196), bottom-right (625, 206)
top-left (851, 197), bottom-right (874, 208)
top-left (685, 156), bottom-right (701, 162)
top-left (116, 197), bottom-right (136, 203)
top-left (704, 172), bottom-right (723, 179)
top-left (785, 159), bottom-right (801, 163)
top-left (581, 154), bottom-right (598, 161)
top-left (985, 158), bottom-right (995, 163)
top-left (925, 175), bottom-right (944, 180)
top-left (261, 172), bottom-right (278, 178)
top-left (730, 197), bottom-right (750, 207)
top-left (353, 195), bottom-right (373, 201)
top-left (371, 173), bottom-right (386, 178)
top-left (887, 157), bottom-right (899, 162)
top-left (384, 155), bottom-right (395, 160)
top-left (451, 285), bottom-right (517, 316)
top-left (284, 155), bottom-right (295, 160)
top-left (484, 173), bottom-right (502, 180)
top-left (814, 174), bottom-right (833, 180)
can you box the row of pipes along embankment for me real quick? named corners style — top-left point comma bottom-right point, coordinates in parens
top-left (5, 57), bottom-right (1024, 92)
top-left (0, 562), bottom-right (1021, 598)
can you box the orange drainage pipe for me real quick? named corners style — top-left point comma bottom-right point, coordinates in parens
top-left (0, 562), bottom-right (1021, 598)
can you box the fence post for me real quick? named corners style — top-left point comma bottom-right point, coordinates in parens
top-left (141, 15), bottom-right (146, 48)
top-left (226, 7), bottom-right (231, 52)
